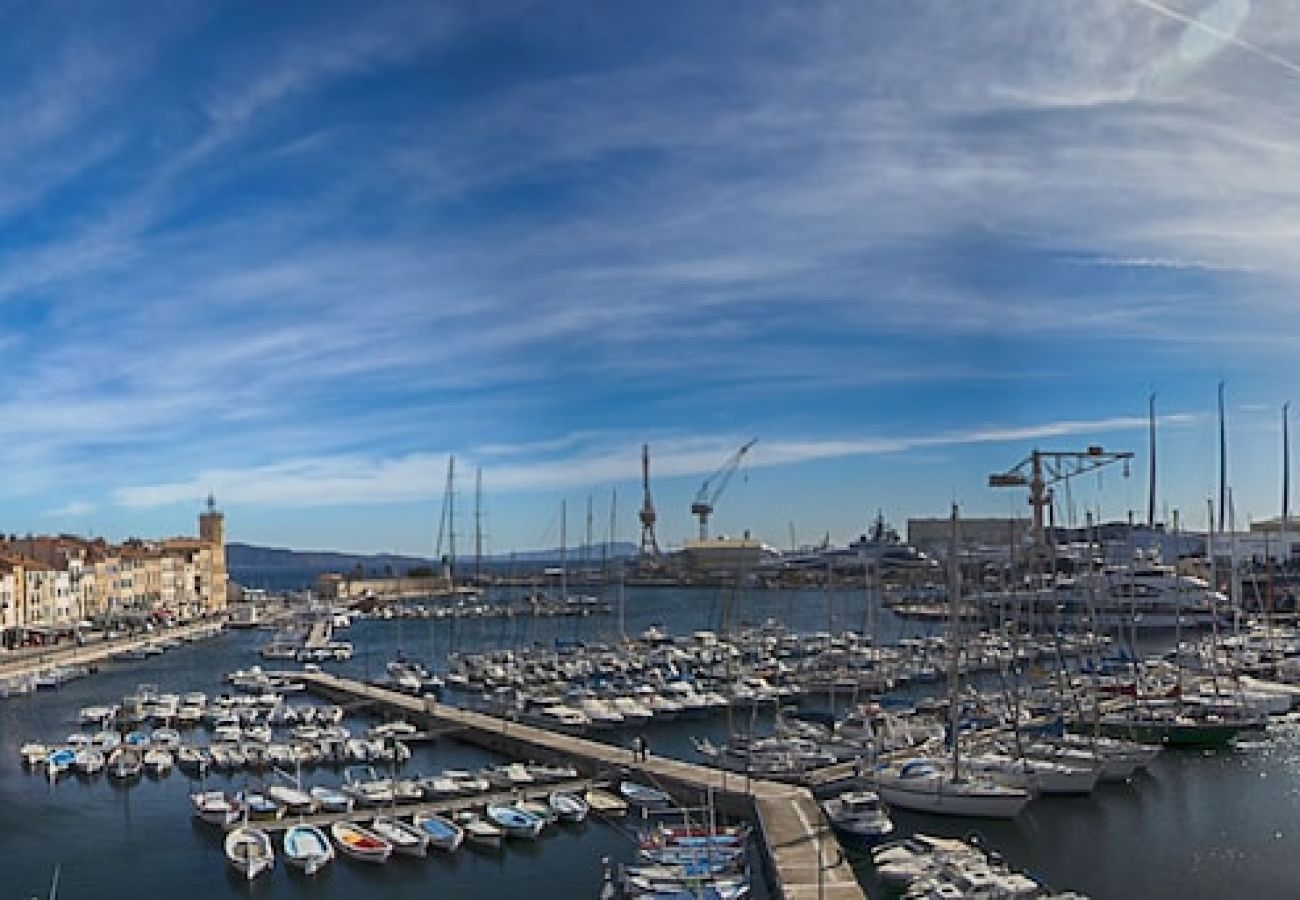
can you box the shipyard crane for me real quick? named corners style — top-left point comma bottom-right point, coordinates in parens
top-left (988, 445), bottom-right (1133, 560)
top-left (638, 443), bottom-right (661, 556)
top-left (691, 438), bottom-right (758, 541)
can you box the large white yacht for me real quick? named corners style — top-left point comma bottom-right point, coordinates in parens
top-left (979, 558), bottom-right (1233, 631)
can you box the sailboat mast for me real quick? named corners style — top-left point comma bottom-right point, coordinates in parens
top-left (585, 495), bottom-right (594, 583)
top-left (1284, 403), bottom-right (1291, 567)
top-left (474, 467), bottom-right (483, 584)
top-left (448, 456), bottom-right (456, 588)
top-left (1219, 381), bottom-right (1228, 535)
top-left (1148, 392), bottom-right (1157, 528)
top-left (948, 502), bottom-right (961, 781)
top-left (560, 499), bottom-right (568, 602)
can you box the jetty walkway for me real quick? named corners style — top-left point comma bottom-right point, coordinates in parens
top-left (0, 619), bottom-right (223, 680)
top-left (291, 671), bottom-right (866, 900)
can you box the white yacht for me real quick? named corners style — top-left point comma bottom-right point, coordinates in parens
top-left (979, 558), bottom-right (1233, 630)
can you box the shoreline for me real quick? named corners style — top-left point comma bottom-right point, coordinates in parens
top-left (0, 618), bottom-right (226, 682)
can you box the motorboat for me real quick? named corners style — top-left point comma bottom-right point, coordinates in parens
top-left (268, 784), bottom-right (316, 815)
top-left (46, 748), bottom-right (76, 778)
top-left (192, 790), bottom-right (242, 827)
top-left (143, 747), bottom-right (174, 777)
top-left (283, 824), bottom-right (334, 875)
top-left (820, 791), bottom-right (893, 843)
top-left (331, 821), bottom-right (392, 863)
top-left (225, 826), bottom-right (274, 880)
top-left (309, 786), bottom-right (354, 814)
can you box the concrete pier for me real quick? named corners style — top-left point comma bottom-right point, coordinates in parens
top-left (292, 671), bottom-right (866, 899)
top-left (0, 620), bottom-right (224, 681)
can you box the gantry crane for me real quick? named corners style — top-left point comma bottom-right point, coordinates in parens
top-left (989, 445), bottom-right (1133, 559)
top-left (691, 439), bottom-right (758, 541)
top-left (638, 443), bottom-right (660, 556)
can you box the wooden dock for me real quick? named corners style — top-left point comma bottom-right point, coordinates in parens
top-left (290, 671), bottom-right (866, 900)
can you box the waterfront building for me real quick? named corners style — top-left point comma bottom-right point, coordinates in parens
top-left (0, 500), bottom-right (227, 646)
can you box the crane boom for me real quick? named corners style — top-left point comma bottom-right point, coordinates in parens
top-left (691, 438), bottom-right (757, 540)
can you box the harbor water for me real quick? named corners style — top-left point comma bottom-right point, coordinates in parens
top-left (3, 586), bottom-right (1300, 898)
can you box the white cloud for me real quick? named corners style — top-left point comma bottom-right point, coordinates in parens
top-left (112, 412), bottom-right (1198, 510)
top-left (45, 500), bottom-right (98, 518)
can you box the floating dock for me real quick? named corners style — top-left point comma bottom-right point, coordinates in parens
top-left (290, 671), bottom-right (866, 899)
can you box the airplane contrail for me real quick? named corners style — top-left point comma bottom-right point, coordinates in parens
top-left (1131, 0), bottom-right (1300, 79)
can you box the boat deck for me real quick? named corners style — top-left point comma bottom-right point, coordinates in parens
top-left (286, 671), bottom-right (866, 899)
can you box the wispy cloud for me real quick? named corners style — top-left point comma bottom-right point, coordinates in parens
top-left (113, 412), bottom-right (1200, 510)
top-left (45, 501), bottom-right (98, 518)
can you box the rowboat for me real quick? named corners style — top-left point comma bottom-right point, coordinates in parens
top-left (106, 745), bottom-right (143, 780)
top-left (371, 816), bottom-right (430, 857)
top-left (330, 821), bottom-right (392, 863)
top-left (456, 812), bottom-right (504, 849)
top-left (74, 748), bottom-right (105, 776)
top-left (584, 788), bottom-right (629, 817)
top-left (549, 790), bottom-right (589, 823)
top-left (485, 804), bottom-right (544, 839)
top-left (619, 781), bottom-right (674, 810)
top-left (283, 824), bottom-right (334, 875)
top-left (413, 813), bottom-right (464, 852)
top-left (225, 826), bottom-right (274, 880)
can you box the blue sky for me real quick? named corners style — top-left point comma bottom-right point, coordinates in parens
top-left (3, 0), bottom-right (1300, 554)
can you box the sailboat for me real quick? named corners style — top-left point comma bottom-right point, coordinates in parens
top-left (873, 505), bottom-right (1032, 819)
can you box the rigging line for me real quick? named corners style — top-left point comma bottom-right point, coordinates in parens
top-left (1130, 0), bottom-right (1300, 79)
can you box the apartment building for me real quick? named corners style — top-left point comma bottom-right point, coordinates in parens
top-left (0, 500), bottom-right (227, 644)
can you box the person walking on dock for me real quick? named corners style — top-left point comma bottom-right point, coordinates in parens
top-left (632, 734), bottom-right (647, 762)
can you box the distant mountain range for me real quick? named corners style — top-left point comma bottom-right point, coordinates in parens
top-left (227, 541), bottom-right (641, 585)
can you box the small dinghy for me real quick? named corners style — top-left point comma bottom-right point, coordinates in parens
top-left (238, 789), bottom-right (283, 821)
top-left (584, 787), bottom-right (629, 817)
top-left (619, 781), bottom-right (674, 810)
top-left (413, 813), bottom-right (464, 852)
top-left (310, 785), bottom-right (353, 813)
top-left (283, 824), bottom-right (334, 875)
top-left (331, 821), bottom-right (392, 863)
top-left (456, 812), bottom-right (504, 849)
top-left (268, 785), bottom-right (316, 815)
top-left (46, 748), bottom-right (76, 778)
top-left (74, 748), bottom-right (105, 776)
top-left (485, 804), bottom-right (544, 839)
top-left (191, 790), bottom-right (242, 827)
top-left (106, 745), bottom-right (143, 780)
top-left (371, 816), bottom-right (430, 857)
top-left (225, 826), bottom-right (274, 880)
top-left (549, 790), bottom-right (589, 823)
